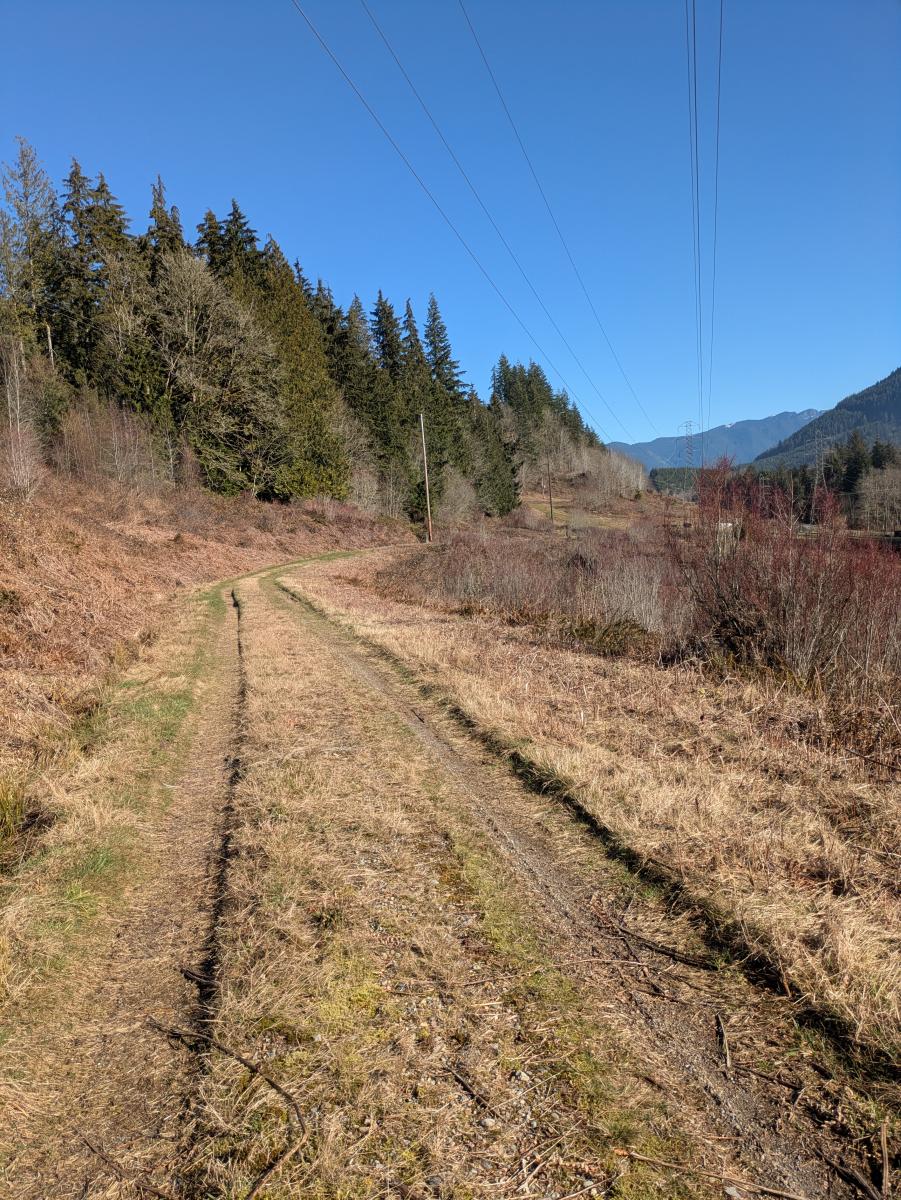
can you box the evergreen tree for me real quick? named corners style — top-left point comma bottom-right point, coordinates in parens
top-left (146, 176), bottom-right (184, 277)
top-left (250, 240), bottom-right (348, 497)
top-left (0, 137), bottom-right (65, 349)
top-left (57, 159), bottom-right (100, 380)
top-left (871, 440), bottom-right (899, 470)
top-left (329, 295), bottom-right (376, 411)
top-left (842, 430), bottom-right (872, 493)
top-left (308, 280), bottom-right (341, 352)
top-left (195, 209), bottom-right (224, 271)
top-left (424, 293), bottom-right (464, 401)
top-left (467, 387), bottom-right (518, 514)
top-left (219, 199), bottom-right (263, 283)
top-left (401, 299), bottom-right (450, 515)
top-left (370, 290), bottom-right (403, 380)
top-left (85, 173), bottom-right (129, 282)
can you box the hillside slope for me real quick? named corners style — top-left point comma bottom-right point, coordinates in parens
top-left (611, 408), bottom-right (820, 468)
top-left (754, 367), bottom-right (901, 469)
top-left (0, 478), bottom-right (405, 810)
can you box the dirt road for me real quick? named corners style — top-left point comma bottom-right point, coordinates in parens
top-left (0, 555), bottom-right (885, 1198)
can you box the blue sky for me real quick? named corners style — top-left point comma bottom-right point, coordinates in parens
top-left (2, 0), bottom-right (899, 443)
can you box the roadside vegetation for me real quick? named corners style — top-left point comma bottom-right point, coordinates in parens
top-left (295, 497), bottom-right (901, 1068)
top-left (0, 474), bottom-right (402, 863)
top-left (379, 465), bottom-right (901, 772)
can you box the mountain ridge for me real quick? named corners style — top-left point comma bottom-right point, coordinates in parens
top-left (610, 408), bottom-right (821, 469)
top-left (754, 368), bottom-right (901, 470)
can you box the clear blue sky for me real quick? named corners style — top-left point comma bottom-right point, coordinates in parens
top-left (2, 0), bottom-right (899, 443)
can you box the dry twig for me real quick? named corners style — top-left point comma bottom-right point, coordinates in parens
top-left (244, 1139), bottom-right (304, 1200)
top-left (148, 1019), bottom-right (307, 1132)
top-left (77, 1132), bottom-right (176, 1200)
top-left (881, 1119), bottom-right (891, 1199)
top-left (614, 1148), bottom-right (812, 1199)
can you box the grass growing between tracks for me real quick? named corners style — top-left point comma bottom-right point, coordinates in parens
top-left (186, 572), bottom-right (708, 1199)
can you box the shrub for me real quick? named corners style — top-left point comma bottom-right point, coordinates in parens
top-left (677, 462), bottom-right (901, 764)
top-left (378, 524), bottom-right (684, 655)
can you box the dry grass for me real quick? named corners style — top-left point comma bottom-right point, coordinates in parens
top-left (292, 550), bottom-right (901, 1067)
top-left (0, 584), bottom-right (223, 1178)
top-left (0, 474), bottom-right (407, 855)
top-left (184, 570), bottom-right (710, 1199)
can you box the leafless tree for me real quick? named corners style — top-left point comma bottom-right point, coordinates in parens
top-left (1, 334), bottom-right (42, 498)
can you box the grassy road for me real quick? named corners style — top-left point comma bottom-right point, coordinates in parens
top-left (0, 554), bottom-right (883, 1198)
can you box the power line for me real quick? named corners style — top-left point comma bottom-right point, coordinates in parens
top-left (707, 0), bottom-right (725, 438)
top-left (358, 0), bottom-right (629, 439)
top-left (284, 0), bottom-right (611, 441)
top-left (684, 0), bottom-right (706, 466)
top-left (456, 0), bottom-right (659, 437)
top-left (685, 0), bottom-right (705, 466)
top-left (692, 0), bottom-right (705, 467)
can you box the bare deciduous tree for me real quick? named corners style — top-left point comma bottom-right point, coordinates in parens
top-left (1, 335), bottom-right (42, 498)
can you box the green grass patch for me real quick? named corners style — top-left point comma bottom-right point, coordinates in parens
top-left (448, 831), bottom-right (705, 1198)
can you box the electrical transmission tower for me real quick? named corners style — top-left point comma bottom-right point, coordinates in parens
top-left (812, 427), bottom-right (826, 523)
top-left (679, 420), bottom-right (696, 471)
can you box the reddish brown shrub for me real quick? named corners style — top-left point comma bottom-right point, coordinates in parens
top-left (677, 461), bottom-right (901, 764)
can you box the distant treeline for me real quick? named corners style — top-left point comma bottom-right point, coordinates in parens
top-left (0, 138), bottom-right (605, 517)
top-left (650, 432), bottom-right (900, 530)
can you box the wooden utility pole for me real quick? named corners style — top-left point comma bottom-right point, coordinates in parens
top-left (419, 412), bottom-right (433, 543)
top-left (546, 453), bottom-right (555, 529)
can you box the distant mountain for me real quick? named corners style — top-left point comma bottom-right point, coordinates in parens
top-left (611, 409), bottom-right (821, 469)
top-left (754, 368), bottom-right (901, 470)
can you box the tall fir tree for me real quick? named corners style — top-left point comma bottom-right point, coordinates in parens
top-left (218, 199), bottom-right (263, 283)
top-left (195, 209), bottom-right (224, 272)
top-left (424, 293), bottom-right (464, 401)
top-left (145, 176), bottom-right (184, 279)
top-left (370, 291), bottom-right (404, 380)
top-left (251, 239), bottom-right (349, 497)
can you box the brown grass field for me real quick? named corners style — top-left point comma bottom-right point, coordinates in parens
top-left (0, 483), bottom-right (897, 1198)
top-left (295, 546), bottom-right (900, 1068)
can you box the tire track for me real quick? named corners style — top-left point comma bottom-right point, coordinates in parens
top-left (270, 572), bottom-right (885, 1200)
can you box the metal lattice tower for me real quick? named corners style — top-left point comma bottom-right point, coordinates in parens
top-left (679, 420), bottom-right (696, 471)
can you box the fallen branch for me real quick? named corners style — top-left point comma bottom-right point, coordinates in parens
top-left (148, 1019), bottom-right (306, 1133)
top-left (449, 1064), bottom-right (497, 1114)
top-left (614, 1148), bottom-right (812, 1199)
top-left (244, 1139), bottom-right (304, 1200)
top-left (78, 1132), bottom-right (175, 1200)
top-left (615, 922), bottom-right (712, 970)
top-left (734, 1061), bottom-right (801, 1092)
top-left (881, 1119), bottom-right (891, 1199)
top-left (716, 1012), bottom-right (732, 1070)
top-left (823, 1155), bottom-right (883, 1200)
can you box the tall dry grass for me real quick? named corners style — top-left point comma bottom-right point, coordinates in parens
top-left (384, 525), bottom-right (687, 654)
top-left (294, 549), bottom-right (901, 1065)
top-left (379, 481), bottom-right (900, 771)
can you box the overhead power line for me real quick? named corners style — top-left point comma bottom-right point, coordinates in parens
top-left (457, 0), bottom-right (659, 437)
top-left (685, 0), bottom-right (727, 468)
top-left (359, 0), bottom-right (632, 439)
top-left (684, 0), bottom-right (704, 465)
top-left (285, 0), bottom-right (611, 442)
top-left (707, 0), bottom-right (725, 438)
